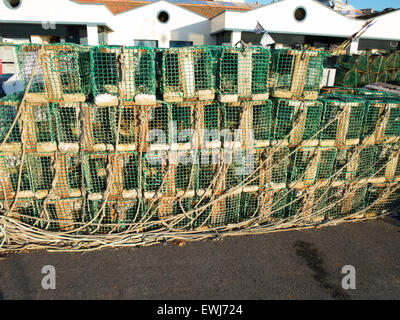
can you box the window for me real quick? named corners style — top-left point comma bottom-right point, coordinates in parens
top-left (294, 7), bottom-right (307, 22)
top-left (170, 41), bottom-right (193, 48)
top-left (98, 26), bottom-right (108, 45)
top-left (157, 10), bottom-right (169, 23)
top-left (134, 40), bottom-right (158, 48)
top-left (4, 0), bottom-right (21, 9)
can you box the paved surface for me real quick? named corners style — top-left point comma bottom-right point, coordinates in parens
top-left (0, 216), bottom-right (400, 300)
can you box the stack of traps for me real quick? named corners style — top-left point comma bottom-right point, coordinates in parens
top-left (0, 43), bottom-right (398, 234)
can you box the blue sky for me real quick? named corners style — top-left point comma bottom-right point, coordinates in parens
top-left (248, 1), bottom-right (399, 11)
top-left (348, 0), bottom-right (398, 10)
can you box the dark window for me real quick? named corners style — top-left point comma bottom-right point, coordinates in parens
top-left (4, 0), bottom-right (21, 9)
top-left (134, 40), bottom-right (158, 48)
top-left (294, 7), bottom-right (307, 22)
top-left (157, 11), bottom-right (169, 23)
top-left (170, 41), bottom-right (193, 48)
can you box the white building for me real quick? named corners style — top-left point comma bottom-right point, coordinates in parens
top-left (0, 0), bottom-right (399, 52)
top-left (317, 0), bottom-right (364, 17)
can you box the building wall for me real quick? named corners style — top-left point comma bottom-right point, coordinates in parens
top-left (107, 1), bottom-right (213, 47)
top-left (361, 10), bottom-right (400, 41)
top-left (359, 39), bottom-right (400, 51)
top-left (1, 0), bottom-right (399, 48)
top-left (211, 0), bottom-right (361, 37)
top-left (0, 0), bottom-right (214, 46)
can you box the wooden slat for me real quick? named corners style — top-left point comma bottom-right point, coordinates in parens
top-left (22, 102), bottom-right (38, 151)
top-left (290, 51), bottom-right (310, 97)
top-left (301, 188), bottom-right (316, 217)
top-left (259, 149), bottom-right (272, 189)
top-left (336, 103), bottom-right (351, 147)
top-left (211, 151), bottom-right (227, 225)
top-left (135, 106), bottom-right (150, 152)
top-left (40, 50), bottom-right (63, 100)
top-left (341, 185), bottom-right (358, 216)
top-left (385, 146), bottom-right (400, 181)
top-left (304, 148), bottom-right (322, 184)
top-left (258, 190), bottom-right (275, 223)
top-left (238, 50), bottom-right (252, 98)
top-left (375, 104), bottom-right (389, 144)
top-left (52, 153), bottom-right (71, 197)
top-left (194, 102), bottom-right (204, 149)
top-left (53, 199), bottom-right (77, 231)
top-left (119, 48), bottom-right (135, 101)
top-left (179, 49), bottom-right (195, 99)
top-left (345, 149), bottom-right (360, 181)
top-left (289, 101), bottom-right (307, 146)
top-left (0, 156), bottom-right (14, 201)
top-left (110, 154), bottom-right (124, 197)
top-left (241, 102), bottom-right (254, 148)
top-left (158, 152), bottom-right (177, 218)
top-left (81, 103), bottom-right (94, 151)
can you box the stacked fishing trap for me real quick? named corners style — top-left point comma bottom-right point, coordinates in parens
top-left (333, 51), bottom-right (400, 87)
top-left (0, 43), bottom-right (399, 252)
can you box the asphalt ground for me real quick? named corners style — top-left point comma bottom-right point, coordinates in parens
top-left (0, 215), bottom-right (399, 300)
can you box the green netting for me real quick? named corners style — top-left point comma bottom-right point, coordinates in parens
top-left (334, 68), bottom-right (360, 87)
top-left (289, 147), bottom-right (337, 186)
top-left (327, 185), bottom-right (368, 219)
top-left (16, 43), bottom-right (91, 102)
top-left (221, 101), bottom-right (272, 148)
top-left (90, 45), bottom-right (156, 104)
top-left (391, 70), bottom-right (400, 84)
top-left (386, 52), bottom-right (400, 70)
top-left (0, 95), bottom-right (21, 144)
top-left (271, 99), bottom-right (323, 145)
top-left (374, 72), bottom-right (390, 83)
top-left (318, 96), bottom-right (366, 146)
top-left (334, 146), bottom-right (379, 181)
top-left (360, 98), bottom-right (400, 144)
top-left (218, 46), bottom-right (270, 101)
top-left (333, 52), bottom-right (400, 88)
top-left (161, 47), bottom-right (215, 102)
top-left (366, 184), bottom-right (400, 215)
top-left (247, 147), bottom-right (289, 189)
top-left (370, 55), bottom-right (387, 74)
top-left (270, 48), bottom-right (324, 99)
top-left (0, 101), bottom-right (56, 151)
top-left (240, 188), bottom-right (287, 222)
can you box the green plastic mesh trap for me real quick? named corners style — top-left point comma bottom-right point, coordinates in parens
top-left (16, 43), bottom-right (91, 103)
top-left (318, 95), bottom-right (366, 147)
top-left (270, 48), bottom-right (324, 100)
top-left (361, 98), bottom-right (400, 145)
top-left (161, 47), bottom-right (215, 102)
top-left (246, 147), bottom-right (289, 191)
top-left (289, 147), bottom-right (337, 187)
top-left (366, 183), bottom-right (400, 215)
top-left (90, 46), bottom-right (156, 106)
top-left (221, 100), bottom-right (272, 149)
top-left (218, 46), bottom-right (270, 102)
top-left (0, 100), bottom-right (56, 153)
top-left (271, 99), bottom-right (323, 146)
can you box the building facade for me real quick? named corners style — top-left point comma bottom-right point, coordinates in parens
top-left (0, 0), bottom-right (399, 52)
